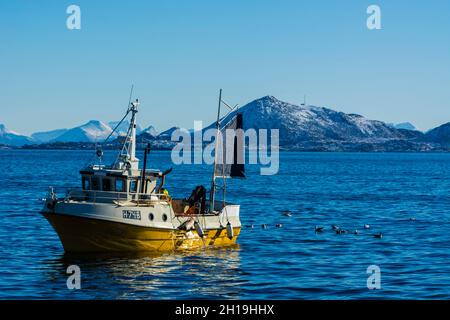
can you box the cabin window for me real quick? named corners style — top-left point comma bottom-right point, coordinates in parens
top-left (115, 179), bottom-right (126, 192)
top-left (82, 177), bottom-right (90, 190)
top-left (130, 180), bottom-right (138, 193)
top-left (91, 177), bottom-right (100, 191)
top-left (145, 179), bottom-right (156, 193)
top-left (102, 178), bottom-right (112, 192)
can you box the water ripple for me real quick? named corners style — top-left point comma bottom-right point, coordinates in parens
top-left (1, 150), bottom-right (450, 299)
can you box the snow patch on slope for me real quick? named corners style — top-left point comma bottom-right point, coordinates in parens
top-left (54, 120), bottom-right (115, 143)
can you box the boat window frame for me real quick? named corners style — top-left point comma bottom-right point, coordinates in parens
top-left (102, 177), bottom-right (112, 192)
top-left (115, 178), bottom-right (126, 193)
top-left (82, 176), bottom-right (91, 190)
top-left (91, 176), bottom-right (101, 191)
top-left (129, 179), bottom-right (138, 193)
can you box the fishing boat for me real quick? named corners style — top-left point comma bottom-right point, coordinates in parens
top-left (41, 90), bottom-right (245, 253)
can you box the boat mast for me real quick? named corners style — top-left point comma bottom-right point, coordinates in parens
top-left (128, 99), bottom-right (139, 170)
top-left (209, 89), bottom-right (222, 212)
top-left (115, 98), bottom-right (140, 171)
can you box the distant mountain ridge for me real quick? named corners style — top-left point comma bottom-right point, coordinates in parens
top-left (54, 120), bottom-right (116, 143)
top-left (0, 124), bottom-right (33, 146)
top-left (2, 96), bottom-right (450, 150)
top-left (233, 96), bottom-right (406, 145)
top-left (423, 122), bottom-right (450, 145)
top-left (142, 125), bottom-right (159, 137)
top-left (4, 120), bottom-right (147, 145)
top-left (109, 120), bottom-right (143, 137)
top-left (212, 96), bottom-right (438, 151)
top-left (388, 122), bottom-right (417, 131)
top-left (31, 128), bottom-right (69, 143)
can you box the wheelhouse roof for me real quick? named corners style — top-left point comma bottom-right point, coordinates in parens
top-left (80, 165), bottom-right (162, 179)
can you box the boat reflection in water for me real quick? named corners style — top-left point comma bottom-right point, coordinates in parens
top-left (45, 246), bottom-right (244, 299)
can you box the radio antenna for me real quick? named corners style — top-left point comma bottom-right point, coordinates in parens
top-left (102, 84), bottom-right (134, 144)
top-left (127, 84), bottom-right (134, 111)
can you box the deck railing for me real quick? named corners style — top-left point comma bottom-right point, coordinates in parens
top-left (60, 187), bottom-right (170, 205)
top-left (49, 187), bottom-right (235, 213)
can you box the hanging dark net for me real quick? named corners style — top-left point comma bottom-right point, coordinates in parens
top-left (214, 113), bottom-right (245, 178)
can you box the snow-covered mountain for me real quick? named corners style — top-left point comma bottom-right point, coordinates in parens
top-left (2, 96), bottom-right (448, 151)
top-left (0, 124), bottom-right (33, 146)
top-left (31, 128), bottom-right (69, 143)
top-left (142, 125), bottom-right (159, 138)
top-left (109, 120), bottom-right (142, 136)
top-left (211, 96), bottom-right (412, 148)
top-left (31, 120), bottom-right (141, 143)
top-left (157, 126), bottom-right (180, 140)
top-left (388, 122), bottom-right (417, 131)
top-left (53, 120), bottom-right (116, 143)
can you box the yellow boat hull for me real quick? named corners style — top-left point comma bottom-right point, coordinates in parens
top-left (42, 213), bottom-right (241, 253)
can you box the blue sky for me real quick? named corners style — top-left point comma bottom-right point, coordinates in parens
top-left (0, 0), bottom-right (449, 134)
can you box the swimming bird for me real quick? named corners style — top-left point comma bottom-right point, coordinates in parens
top-left (353, 230), bottom-right (360, 235)
top-left (261, 224), bottom-right (268, 229)
top-left (246, 224), bottom-right (254, 229)
top-left (409, 217), bottom-right (416, 221)
top-left (315, 226), bottom-right (324, 233)
top-left (282, 210), bottom-right (293, 217)
top-left (332, 225), bottom-right (340, 231)
top-left (275, 224), bottom-right (283, 228)
top-left (336, 229), bottom-right (347, 235)
top-left (364, 224), bottom-right (370, 229)
top-left (374, 233), bottom-right (383, 239)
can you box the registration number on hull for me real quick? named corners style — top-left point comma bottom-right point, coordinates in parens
top-left (122, 210), bottom-right (141, 220)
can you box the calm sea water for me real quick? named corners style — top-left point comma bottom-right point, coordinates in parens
top-left (1, 150), bottom-right (450, 299)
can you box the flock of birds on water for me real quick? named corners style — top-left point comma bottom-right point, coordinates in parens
top-left (244, 210), bottom-right (418, 239)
